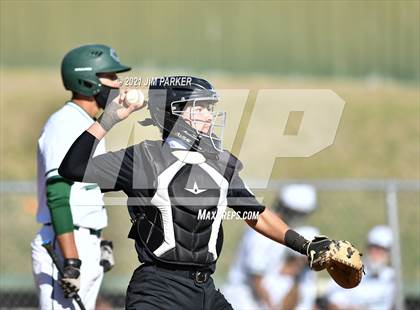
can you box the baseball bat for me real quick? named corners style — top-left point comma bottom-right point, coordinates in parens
top-left (42, 242), bottom-right (86, 310)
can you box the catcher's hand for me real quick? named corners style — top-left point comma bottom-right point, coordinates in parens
top-left (59, 258), bottom-right (81, 298)
top-left (99, 91), bottom-right (145, 131)
top-left (306, 236), bottom-right (364, 289)
top-left (306, 236), bottom-right (333, 271)
top-left (100, 240), bottom-right (115, 272)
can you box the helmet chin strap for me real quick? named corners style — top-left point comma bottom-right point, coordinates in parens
top-left (163, 117), bottom-right (221, 155)
top-left (184, 115), bottom-right (225, 153)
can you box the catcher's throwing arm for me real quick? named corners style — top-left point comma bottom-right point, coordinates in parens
top-left (42, 242), bottom-right (86, 310)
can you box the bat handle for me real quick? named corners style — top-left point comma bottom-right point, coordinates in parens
top-left (42, 242), bottom-right (86, 310)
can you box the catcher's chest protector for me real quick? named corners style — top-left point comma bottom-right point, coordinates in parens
top-left (132, 141), bottom-right (236, 267)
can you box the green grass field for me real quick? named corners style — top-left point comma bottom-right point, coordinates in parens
top-left (0, 70), bottom-right (419, 294)
top-left (1, 1), bottom-right (419, 80)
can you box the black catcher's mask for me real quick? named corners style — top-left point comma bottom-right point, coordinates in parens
top-left (143, 76), bottom-right (226, 155)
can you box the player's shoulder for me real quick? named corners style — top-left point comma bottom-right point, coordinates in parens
top-left (218, 150), bottom-right (244, 172)
top-left (120, 140), bottom-right (163, 163)
top-left (39, 108), bottom-right (68, 140)
top-left (44, 103), bottom-right (85, 130)
top-left (140, 139), bottom-right (163, 148)
top-left (132, 139), bottom-right (162, 154)
top-left (39, 103), bottom-right (89, 148)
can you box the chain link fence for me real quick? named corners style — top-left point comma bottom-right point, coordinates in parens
top-left (1, 179), bottom-right (419, 309)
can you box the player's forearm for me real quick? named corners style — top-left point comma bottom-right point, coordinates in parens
top-left (251, 276), bottom-right (274, 308)
top-left (247, 208), bottom-right (312, 256)
top-left (56, 232), bottom-right (79, 259)
top-left (280, 282), bottom-right (299, 310)
top-left (246, 207), bottom-right (290, 244)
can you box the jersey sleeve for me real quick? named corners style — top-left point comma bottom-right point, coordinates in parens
top-left (220, 151), bottom-right (265, 215)
top-left (227, 172), bottom-right (265, 214)
top-left (85, 146), bottom-right (134, 192)
top-left (46, 178), bottom-right (74, 235)
top-left (60, 130), bottom-right (150, 194)
top-left (39, 120), bottom-right (85, 181)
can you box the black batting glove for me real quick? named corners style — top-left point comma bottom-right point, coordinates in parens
top-left (100, 240), bottom-right (115, 272)
top-left (305, 236), bottom-right (333, 271)
top-left (284, 229), bottom-right (333, 271)
top-left (59, 258), bottom-right (81, 298)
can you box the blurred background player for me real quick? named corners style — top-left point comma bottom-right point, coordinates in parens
top-left (31, 44), bottom-right (130, 309)
top-left (222, 184), bottom-right (317, 309)
top-left (326, 225), bottom-right (395, 310)
top-left (262, 226), bottom-right (319, 310)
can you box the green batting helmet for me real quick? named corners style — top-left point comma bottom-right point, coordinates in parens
top-left (61, 44), bottom-right (131, 96)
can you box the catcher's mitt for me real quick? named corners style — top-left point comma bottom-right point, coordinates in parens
top-left (326, 240), bottom-right (364, 289)
top-left (306, 237), bottom-right (364, 289)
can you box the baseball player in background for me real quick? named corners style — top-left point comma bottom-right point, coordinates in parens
top-left (222, 185), bottom-right (318, 309)
top-left (31, 44), bottom-right (130, 309)
top-left (326, 225), bottom-right (395, 310)
top-left (261, 226), bottom-right (319, 310)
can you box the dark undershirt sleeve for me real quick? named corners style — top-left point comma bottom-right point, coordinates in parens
top-left (227, 172), bottom-right (266, 214)
top-left (59, 131), bottom-right (134, 192)
top-left (59, 131), bottom-right (96, 182)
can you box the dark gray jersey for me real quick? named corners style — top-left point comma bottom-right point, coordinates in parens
top-left (60, 133), bottom-right (265, 270)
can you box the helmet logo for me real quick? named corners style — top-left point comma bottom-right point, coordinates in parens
top-left (110, 48), bottom-right (120, 62)
top-left (74, 67), bottom-right (93, 72)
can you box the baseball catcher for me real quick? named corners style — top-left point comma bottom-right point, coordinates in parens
top-left (58, 76), bottom-right (363, 309)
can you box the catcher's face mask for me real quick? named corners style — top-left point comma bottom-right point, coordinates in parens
top-left (171, 97), bottom-right (226, 152)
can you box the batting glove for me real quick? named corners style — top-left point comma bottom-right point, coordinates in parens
top-left (306, 236), bottom-right (333, 271)
top-left (100, 240), bottom-right (115, 272)
top-left (59, 258), bottom-right (81, 298)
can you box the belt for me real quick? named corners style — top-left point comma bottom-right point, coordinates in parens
top-left (74, 226), bottom-right (102, 237)
top-left (44, 223), bottom-right (102, 237)
top-left (147, 264), bottom-right (211, 284)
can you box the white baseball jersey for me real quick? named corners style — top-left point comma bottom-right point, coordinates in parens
top-left (226, 227), bottom-right (286, 285)
top-left (37, 101), bottom-right (107, 230)
top-left (262, 267), bottom-right (317, 310)
top-left (326, 264), bottom-right (395, 310)
top-left (222, 227), bottom-right (287, 309)
top-left (222, 226), bottom-right (319, 309)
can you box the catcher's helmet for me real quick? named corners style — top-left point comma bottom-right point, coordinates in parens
top-left (146, 76), bottom-right (225, 153)
top-left (61, 44), bottom-right (131, 96)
